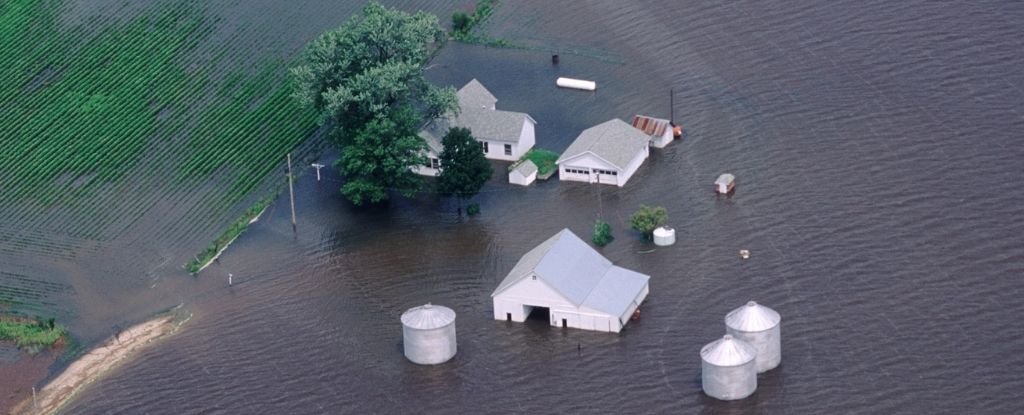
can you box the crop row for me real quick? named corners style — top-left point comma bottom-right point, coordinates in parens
top-left (0, 1), bottom-right (320, 263)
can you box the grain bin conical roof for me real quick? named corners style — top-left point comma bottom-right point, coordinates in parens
top-left (725, 301), bottom-right (781, 332)
top-left (701, 334), bottom-right (757, 367)
top-left (401, 304), bottom-right (456, 330)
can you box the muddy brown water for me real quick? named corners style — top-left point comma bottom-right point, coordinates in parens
top-left (5, 0), bottom-right (1024, 414)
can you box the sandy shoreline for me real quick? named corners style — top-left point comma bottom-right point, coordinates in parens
top-left (11, 313), bottom-right (189, 415)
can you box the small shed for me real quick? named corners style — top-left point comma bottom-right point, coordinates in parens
top-left (508, 159), bottom-right (538, 186)
top-left (491, 229), bottom-right (650, 333)
top-left (715, 173), bottom-right (735, 194)
top-left (631, 115), bottom-right (674, 148)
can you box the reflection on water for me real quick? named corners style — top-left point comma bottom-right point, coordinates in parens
top-left (57, 0), bottom-right (1024, 414)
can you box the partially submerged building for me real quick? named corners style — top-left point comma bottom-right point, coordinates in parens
top-left (491, 229), bottom-right (650, 333)
top-left (631, 114), bottom-right (674, 148)
top-left (415, 79), bottom-right (537, 176)
top-left (555, 119), bottom-right (650, 187)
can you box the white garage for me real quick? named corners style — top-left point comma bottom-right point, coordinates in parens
top-left (556, 119), bottom-right (650, 187)
top-left (491, 229), bottom-right (650, 333)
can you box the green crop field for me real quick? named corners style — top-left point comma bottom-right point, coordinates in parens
top-left (0, 0), bottom-right (319, 268)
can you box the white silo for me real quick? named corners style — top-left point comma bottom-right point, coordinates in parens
top-left (401, 303), bottom-right (457, 365)
top-left (701, 334), bottom-right (758, 400)
top-left (725, 300), bottom-right (781, 373)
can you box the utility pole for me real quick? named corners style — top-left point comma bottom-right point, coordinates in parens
top-left (32, 386), bottom-right (38, 414)
top-left (287, 153), bottom-right (296, 228)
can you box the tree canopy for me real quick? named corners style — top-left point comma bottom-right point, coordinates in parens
top-left (437, 127), bottom-right (493, 203)
top-left (291, 1), bottom-right (458, 204)
top-left (630, 205), bottom-right (668, 240)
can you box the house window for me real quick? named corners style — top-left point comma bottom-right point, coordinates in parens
top-left (565, 167), bottom-right (590, 175)
top-left (431, 158), bottom-right (440, 169)
top-left (481, 142), bottom-right (489, 153)
top-left (504, 144), bottom-right (512, 155)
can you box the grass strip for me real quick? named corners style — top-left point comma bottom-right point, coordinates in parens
top-left (184, 195), bottom-right (275, 274)
top-left (0, 317), bottom-right (66, 350)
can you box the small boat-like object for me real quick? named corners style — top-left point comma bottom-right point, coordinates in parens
top-left (715, 173), bottom-right (735, 194)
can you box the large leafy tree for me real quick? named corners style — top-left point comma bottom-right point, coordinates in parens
top-left (437, 127), bottom-right (493, 207)
top-left (337, 107), bottom-right (426, 204)
top-left (291, 1), bottom-right (457, 204)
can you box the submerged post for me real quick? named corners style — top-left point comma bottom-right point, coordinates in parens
top-left (670, 87), bottom-right (675, 125)
top-left (287, 153), bottom-right (296, 227)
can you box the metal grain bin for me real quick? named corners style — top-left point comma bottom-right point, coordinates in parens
top-left (701, 334), bottom-right (758, 401)
top-left (401, 303), bottom-right (457, 365)
top-left (725, 301), bottom-right (781, 373)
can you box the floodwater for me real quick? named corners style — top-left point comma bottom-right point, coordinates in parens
top-left (18, 0), bottom-right (1024, 413)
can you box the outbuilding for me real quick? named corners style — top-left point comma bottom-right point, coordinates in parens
top-left (556, 119), bottom-right (650, 187)
top-left (631, 114), bottom-right (674, 148)
top-left (491, 229), bottom-right (650, 333)
top-left (508, 159), bottom-right (538, 186)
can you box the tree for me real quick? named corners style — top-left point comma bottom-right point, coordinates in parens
top-left (630, 205), bottom-right (668, 240)
top-left (592, 220), bottom-right (613, 247)
top-left (336, 107), bottom-right (426, 204)
top-left (291, 1), bottom-right (458, 204)
top-left (437, 127), bottom-right (493, 209)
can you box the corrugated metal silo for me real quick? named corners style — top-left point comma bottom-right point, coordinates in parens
top-left (725, 300), bottom-right (781, 373)
top-left (701, 334), bottom-right (758, 400)
top-left (401, 303), bottom-right (457, 365)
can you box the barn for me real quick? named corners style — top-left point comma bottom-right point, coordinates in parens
top-left (491, 229), bottom-right (650, 333)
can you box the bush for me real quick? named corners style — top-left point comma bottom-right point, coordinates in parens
top-left (630, 205), bottom-right (668, 240)
top-left (592, 220), bottom-right (613, 247)
top-left (0, 318), bottom-right (66, 350)
top-left (467, 203), bottom-right (481, 216)
top-left (452, 12), bottom-right (471, 35)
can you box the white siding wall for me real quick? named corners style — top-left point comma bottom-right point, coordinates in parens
top-left (651, 129), bottom-right (674, 148)
top-left (493, 275), bottom-right (577, 322)
top-left (479, 139), bottom-right (518, 161)
top-left (557, 153), bottom-right (619, 185)
top-left (493, 274), bottom-right (622, 332)
top-left (516, 119), bottom-right (536, 159)
top-left (412, 150), bottom-right (442, 176)
top-left (508, 169), bottom-right (536, 186)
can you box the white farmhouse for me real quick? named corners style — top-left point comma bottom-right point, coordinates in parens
top-left (556, 119), bottom-right (650, 187)
top-left (491, 229), bottom-right (650, 333)
top-left (631, 114), bottom-right (675, 148)
top-left (414, 79), bottom-right (537, 176)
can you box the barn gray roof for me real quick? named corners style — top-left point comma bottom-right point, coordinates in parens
top-left (491, 229), bottom-right (650, 317)
top-left (556, 119), bottom-right (650, 170)
top-left (418, 79), bottom-right (533, 148)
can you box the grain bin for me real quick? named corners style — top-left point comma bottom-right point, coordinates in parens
top-left (725, 301), bottom-right (781, 373)
top-left (701, 334), bottom-right (758, 400)
top-left (401, 303), bottom-right (457, 365)
top-left (653, 226), bottom-right (676, 246)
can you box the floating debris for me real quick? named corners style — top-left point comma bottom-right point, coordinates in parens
top-left (739, 249), bottom-right (750, 259)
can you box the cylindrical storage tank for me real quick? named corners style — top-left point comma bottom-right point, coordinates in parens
top-left (725, 301), bottom-right (781, 373)
top-left (556, 77), bottom-right (597, 91)
top-left (653, 226), bottom-right (676, 246)
top-left (701, 334), bottom-right (758, 401)
top-left (401, 303), bottom-right (457, 365)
